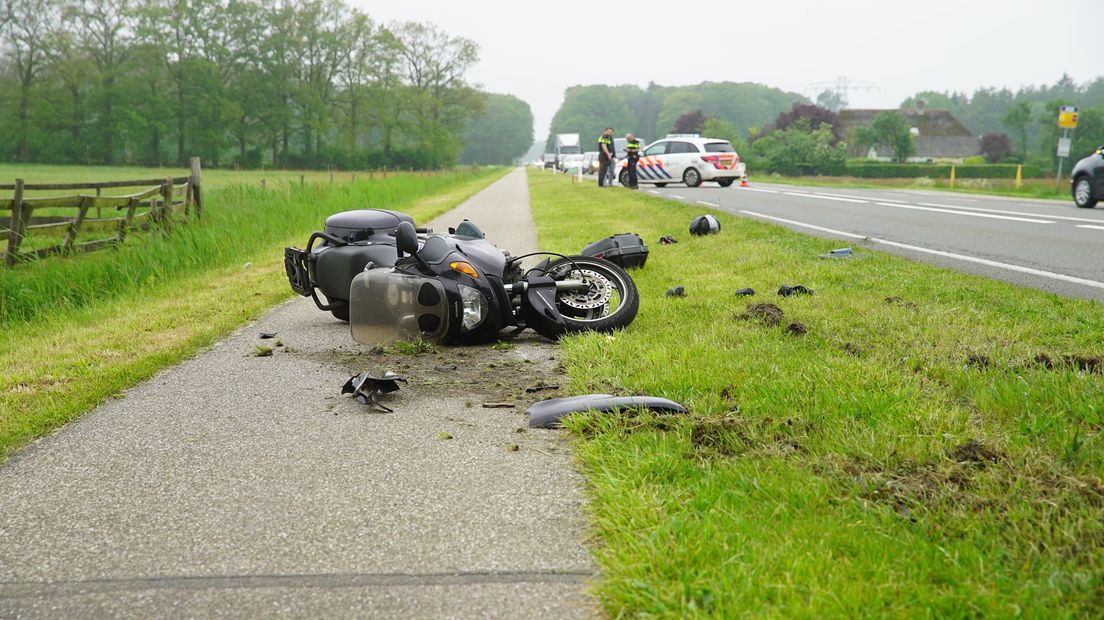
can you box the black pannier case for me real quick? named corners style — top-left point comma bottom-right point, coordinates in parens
top-left (580, 233), bottom-right (649, 269)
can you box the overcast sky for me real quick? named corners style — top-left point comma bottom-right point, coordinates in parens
top-left (358, 0), bottom-right (1099, 142)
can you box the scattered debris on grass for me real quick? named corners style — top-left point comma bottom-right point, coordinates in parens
top-left (388, 338), bottom-right (437, 355)
top-left (785, 321), bottom-right (808, 336)
top-left (659, 235), bottom-right (678, 245)
top-left (437, 431), bottom-right (453, 440)
top-left (818, 247), bottom-right (862, 259)
top-left (259, 332), bottom-right (277, 339)
top-left (885, 296), bottom-right (918, 309)
top-left (434, 364), bottom-right (458, 372)
top-left (736, 303), bottom-right (784, 326)
top-left (506, 443), bottom-right (520, 452)
top-left (253, 345), bottom-right (273, 357)
top-left (273, 340), bottom-right (284, 348)
top-left (665, 285), bottom-right (686, 297)
top-left (491, 341), bottom-right (514, 351)
top-left (734, 287), bottom-right (755, 297)
top-left (778, 284), bottom-right (815, 297)
top-left (1064, 355), bottom-right (1102, 374)
top-left (842, 342), bottom-right (863, 357)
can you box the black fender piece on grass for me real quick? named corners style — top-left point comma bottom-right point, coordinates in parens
top-left (527, 394), bottom-right (687, 428)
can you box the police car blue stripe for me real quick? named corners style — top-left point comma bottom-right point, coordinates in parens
top-left (637, 165), bottom-right (654, 179)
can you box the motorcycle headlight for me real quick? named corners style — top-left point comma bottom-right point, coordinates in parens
top-left (457, 284), bottom-right (486, 332)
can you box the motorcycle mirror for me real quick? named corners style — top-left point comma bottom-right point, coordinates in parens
top-left (395, 221), bottom-right (419, 258)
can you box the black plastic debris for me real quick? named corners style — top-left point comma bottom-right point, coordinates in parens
top-left (259, 332), bottom-right (278, 339)
top-left (735, 288), bottom-right (756, 297)
top-left (341, 371), bottom-right (407, 412)
top-left (659, 235), bottom-right (678, 245)
top-left (689, 215), bottom-right (721, 236)
top-left (527, 394), bottom-right (687, 428)
top-left (665, 285), bottom-right (686, 297)
top-left (525, 384), bottom-right (560, 393)
top-left (778, 285), bottom-right (815, 297)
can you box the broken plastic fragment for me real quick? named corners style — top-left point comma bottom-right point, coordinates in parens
top-left (818, 247), bottom-right (861, 259)
top-left (735, 288), bottom-right (755, 297)
top-left (341, 371), bottom-right (407, 412)
top-left (665, 285), bottom-right (686, 297)
top-left (259, 332), bottom-right (278, 339)
top-left (659, 235), bottom-right (678, 245)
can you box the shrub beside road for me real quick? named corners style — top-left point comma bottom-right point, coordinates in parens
top-left (528, 169), bottom-right (1103, 617)
top-left (0, 168), bottom-right (505, 460)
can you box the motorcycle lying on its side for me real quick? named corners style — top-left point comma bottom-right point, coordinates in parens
top-left (284, 209), bottom-right (639, 345)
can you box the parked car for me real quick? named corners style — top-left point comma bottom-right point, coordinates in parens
top-left (543, 153), bottom-right (557, 170)
top-left (619, 134), bottom-right (746, 188)
top-left (584, 151), bottom-right (600, 174)
top-left (1071, 145), bottom-right (1104, 208)
top-left (560, 153), bottom-right (587, 174)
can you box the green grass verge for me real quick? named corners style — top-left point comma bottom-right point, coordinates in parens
top-left (0, 168), bottom-right (506, 460)
top-left (527, 169), bottom-right (1104, 617)
top-left (757, 174), bottom-right (1070, 201)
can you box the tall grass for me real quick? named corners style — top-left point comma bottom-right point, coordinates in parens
top-left (0, 169), bottom-right (500, 325)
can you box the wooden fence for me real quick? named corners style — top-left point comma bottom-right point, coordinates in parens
top-left (1, 157), bottom-right (203, 266)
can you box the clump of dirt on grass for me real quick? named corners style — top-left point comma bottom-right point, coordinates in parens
top-left (1029, 353), bottom-right (1102, 374)
top-left (736, 303), bottom-right (784, 326)
top-left (947, 439), bottom-right (1002, 465)
top-left (842, 342), bottom-right (863, 357)
top-left (690, 415), bottom-right (810, 459)
top-left (965, 353), bottom-right (991, 368)
top-left (785, 321), bottom-right (808, 336)
top-left (690, 417), bottom-right (749, 457)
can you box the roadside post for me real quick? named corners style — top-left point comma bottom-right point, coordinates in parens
top-left (949, 164), bottom-right (956, 189)
top-left (1055, 105), bottom-right (1078, 186)
top-left (1015, 164), bottom-right (1023, 190)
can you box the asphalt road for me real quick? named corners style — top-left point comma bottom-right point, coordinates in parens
top-left (643, 180), bottom-right (1104, 302)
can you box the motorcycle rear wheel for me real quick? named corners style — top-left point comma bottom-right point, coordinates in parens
top-left (531, 256), bottom-right (639, 340)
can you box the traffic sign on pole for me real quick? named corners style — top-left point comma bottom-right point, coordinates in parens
top-left (1058, 105), bottom-right (1079, 129)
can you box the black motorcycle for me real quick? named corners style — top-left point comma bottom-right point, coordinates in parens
top-left (284, 209), bottom-right (639, 345)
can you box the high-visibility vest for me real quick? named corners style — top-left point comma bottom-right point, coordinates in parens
top-left (598, 136), bottom-right (612, 146)
top-left (626, 140), bottom-right (641, 152)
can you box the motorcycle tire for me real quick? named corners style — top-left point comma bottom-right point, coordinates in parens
top-left (531, 256), bottom-right (639, 340)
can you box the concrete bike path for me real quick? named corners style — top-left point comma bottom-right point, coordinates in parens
top-left (0, 168), bottom-right (598, 618)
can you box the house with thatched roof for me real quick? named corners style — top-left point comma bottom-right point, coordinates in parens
top-left (838, 103), bottom-right (980, 162)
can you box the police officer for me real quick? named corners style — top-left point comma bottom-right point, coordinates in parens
top-left (624, 133), bottom-right (642, 189)
top-left (597, 127), bottom-right (614, 187)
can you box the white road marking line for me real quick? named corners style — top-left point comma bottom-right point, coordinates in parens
top-left (783, 192), bottom-right (867, 204)
top-left (740, 187), bottom-right (779, 194)
top-left (740, 210), bottom-right (1104, 291)
top-left (875, 198), bottom-right (907, 203)
top-left (648, 190), bottom-right (660, 195)
top-left (1076, 224), bottom-right (1104, 231)
top-left (915, 202), bottom-right (1104, 224)
top-left (817, 193), bottom-right (878, 201)
top-left (740, 211), bottom-right (866, 239)
top-left (670, 195), bottom-right (686, 200)
top-left (875, 202), bottom-right (1053, 224)
top-left (697, 200), bottom-right (718, 207)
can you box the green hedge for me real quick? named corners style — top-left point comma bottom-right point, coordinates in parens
top-left (844, 163), bottom-right (1042, 179)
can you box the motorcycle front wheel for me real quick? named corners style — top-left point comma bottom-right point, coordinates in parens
top-left (530, 256), bottom-right (640, 340)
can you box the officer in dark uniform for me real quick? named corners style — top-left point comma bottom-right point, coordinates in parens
top-left (597, 127), bottom-right (614, 187)
top-left (624, 133), bottom-right (642, 189)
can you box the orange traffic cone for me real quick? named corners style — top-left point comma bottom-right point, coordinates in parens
top-left (739, 173), bottom-right (749, 188)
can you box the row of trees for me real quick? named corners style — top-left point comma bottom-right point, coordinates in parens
top-left (902, 74), bottom-right (1104, 169)
top-left (0, 0), bottom-right (534, 168)
top-left (546, 81), bottom-right (804, 150)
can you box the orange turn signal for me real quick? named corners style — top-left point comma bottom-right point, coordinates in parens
top-left (449, 261), bottom-right (479, 278)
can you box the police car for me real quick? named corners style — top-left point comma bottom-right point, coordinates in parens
top-left (619, 135), bottom-right (746, 188)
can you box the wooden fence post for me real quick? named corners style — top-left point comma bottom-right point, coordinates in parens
top-left (159, 178), bottom-right (173, 227)
top-left (189, 157), bottom-right (203, 220)
top-left (118, 197), bottom-right (139, 243)
top-left (63, 195), bottom-right (91, 253)
top-left (5, 178), bottom-right (25, 266)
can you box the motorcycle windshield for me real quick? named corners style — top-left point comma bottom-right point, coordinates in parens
top-left (349, 269), bottom-right (449, 347)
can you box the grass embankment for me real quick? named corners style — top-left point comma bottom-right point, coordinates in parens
top-left (758, 174), bottom-right (1069, 200)
top-left (0, 168), bottom-right (505, 460)
top-left (527, 170), bottom-right (1104, 617)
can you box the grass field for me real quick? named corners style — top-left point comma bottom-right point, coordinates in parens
top-left (757, 174), bottom-right (1070, 200)
top-left (527, 169), bottom-right (1103, 617)
top-left (0, 162), bottom-right (407, 191)
top-left (0, 167), bottom-right (506, 460)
